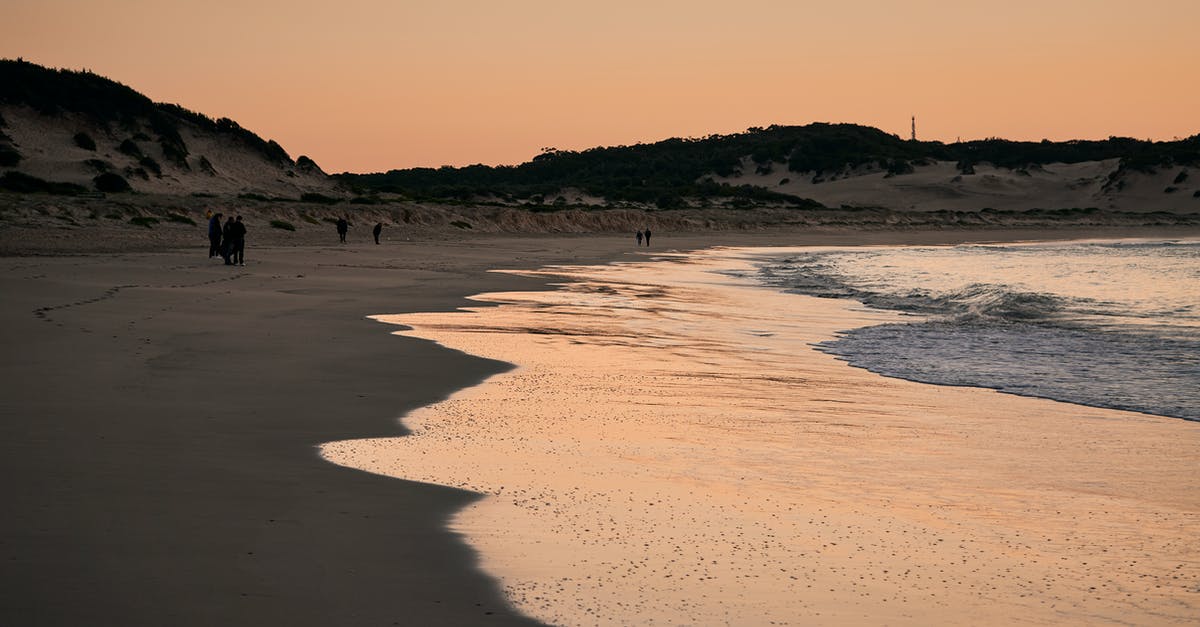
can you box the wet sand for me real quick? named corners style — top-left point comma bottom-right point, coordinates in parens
top-left (323, 248), bottom-right (1200, 625)
top-left (2, 226), bottom-right (1197, 625)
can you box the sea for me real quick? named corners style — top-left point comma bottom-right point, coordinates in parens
top-left (753, 239), bottom-right (1200, 421)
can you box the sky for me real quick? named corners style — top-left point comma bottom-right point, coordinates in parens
top-left (4, 0), bottom-right (1199, 173)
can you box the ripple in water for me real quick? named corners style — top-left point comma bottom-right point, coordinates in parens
top-left (759, 240), bottom-right (1200, 421)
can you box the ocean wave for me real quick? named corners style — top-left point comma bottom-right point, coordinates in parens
top-left (761, 255), bottom-right (1078, 325)
top-left (754, 242), bottom-right (1200, 422)
top-left (816, 322), bottom-right (1200, 422)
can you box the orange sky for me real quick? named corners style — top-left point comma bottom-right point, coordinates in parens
top-left (4, 0), bottom-right (1198, 173)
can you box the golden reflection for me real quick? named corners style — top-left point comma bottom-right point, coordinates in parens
top-left (322, 249), bottom-right (1200, 625)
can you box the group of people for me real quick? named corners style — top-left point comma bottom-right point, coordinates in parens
top-left (635, 228), bottom-right (653, 246)
top-left (336, 217), bottom-right (385, 244)
top-left (207, 213), bottom-right (247, 266)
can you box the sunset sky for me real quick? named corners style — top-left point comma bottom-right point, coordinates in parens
top-left (4, 0), bottom-right (1198, 173)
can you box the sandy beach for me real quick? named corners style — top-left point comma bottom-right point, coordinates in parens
top-left (2, 226), bottom-right (1197, 625)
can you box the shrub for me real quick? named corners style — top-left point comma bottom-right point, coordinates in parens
top-left (238, 192), bottom-right (270, 201)
top-left (139, 156), bottom-right (162, 176)
top-left (885, 159), bottom-right (915, 177)
top-left (270, 219), bottom-right (296, 231)
top-left (0, 148), bottom-right (19, 167)
top-left (129, 216), bottom-right (158, 228)
top-left (165, 213), bottom-right (195, 225)
top-left (300, 192), bottom-right (339, 204)
top-left (450, 220), bottom-right (472, 229)
top-left (73, 132), bottom-right (96, 150)
top-left (1174, 170), bottom-right (1189, 184)
top-left (655, 193), bottom-right (684, 209)
top-left (160, 138), bottom-right (189, 169)
top-left (197, 155), bottom-right (216, 175)
top-left (0, 171), bottom-right (86, 194)
top-left (296, 155), bottom-right (322, 173)
top-left (301, 214), bottom-right (321, 225)
top-left (93, 172), bottom-right (132, 192)
top-left (84, 158), bottom-right (112, 172)
top-left (118, 139), bottom-right (142, 158)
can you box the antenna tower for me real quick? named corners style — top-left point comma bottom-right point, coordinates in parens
top-left (911, 116), bottom-right (916, 141)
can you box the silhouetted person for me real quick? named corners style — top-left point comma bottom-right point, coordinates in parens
top-left (221, 216), bottom-right (236, 264)
top-left (644, 228), bottom-right (651, 246)
top-left (636, 230), bottom-right (643, 246)
top-left (207, 212), bottom-right (223, 258)
top-left (336, 217), bottom-right (349, 243)
top-left (373, 222), bottom-right (382, 245)
top-left (228, 215), bottom-right (247, 266)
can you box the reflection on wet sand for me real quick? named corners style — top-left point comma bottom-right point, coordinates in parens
top-left (321, 249), bottom-right (1200, 625)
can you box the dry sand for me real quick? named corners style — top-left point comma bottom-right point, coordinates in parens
top-left (2, 226), bottom-right (1198, 625)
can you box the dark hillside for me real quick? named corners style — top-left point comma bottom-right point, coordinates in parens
top-left (0, 59), bottom-right (294, 167)
top-left (341, 123), bottom-right (1200, 205)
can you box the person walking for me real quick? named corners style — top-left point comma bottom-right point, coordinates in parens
top-left (221, 216), bottom-right (236, 264)
top-left (644, 228), bottom-right (652, 246)
top-left (336, 217), bottom-right (349, 243)
top-left (636, 230), bottom-right (643, 246)
top-left (373, 222), bottom-right (383, 245)
top-left (207, 212), bottom-right (223, 258)
top-left (228, 216), bottom-right (247, 266)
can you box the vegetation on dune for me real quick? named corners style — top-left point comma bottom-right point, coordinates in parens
top-left (300, 192), bottom-right (340, 204)
top-left (5, 58), bottom-right (1197, 211)
top-left (138, 156), bottom-right (162, 177)
top-left (341, 124), bottom-right (1200, 205)
top-left (296, 155), bottom-right (322, 173)
top-left (0, 171), bottom-right (86, 195)
top-left (118, 139), bottom-right (143, 158)
top-left (270, 219), bottom-right (296, 231)
top-left (73, 131), bottom-right (96, 151)
top-left (93, 172), bottom-right (131, 193)
top-left (0, 58), bottom-right (294, 169)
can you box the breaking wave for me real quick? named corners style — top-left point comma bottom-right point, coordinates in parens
top-left (756, 242), bottom-right (1200, 421)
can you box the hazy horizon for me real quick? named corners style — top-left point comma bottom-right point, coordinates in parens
top-left (5, 0), bottom-right (1198, 173)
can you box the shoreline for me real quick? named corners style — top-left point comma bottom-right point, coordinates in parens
top-left (324, 244), bottom-right (1200, 625)
top-left (2, 226), bottom-right (1197, 625)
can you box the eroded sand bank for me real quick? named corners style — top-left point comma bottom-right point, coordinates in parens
top-left (322, 248), bottom-right (1200, 625)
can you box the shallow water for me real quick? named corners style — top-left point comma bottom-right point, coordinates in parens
top-left (321, 246), bottom-right (1200, 626)
top-left (756, 240), bottom-right (1200, 420)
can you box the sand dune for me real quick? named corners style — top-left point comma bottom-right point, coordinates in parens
top-left (715, 158), bottom-right (1200, 213)
top-left (0, 104), bottom-right (335, 197)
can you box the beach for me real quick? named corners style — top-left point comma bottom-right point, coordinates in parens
top-left (323, 243), bottom-right (1200, 625)
top-left (2, 226), bottom-right (1198, 625)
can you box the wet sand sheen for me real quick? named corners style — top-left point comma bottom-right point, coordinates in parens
top-left (321, 248), bottom-right (1200, 625)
